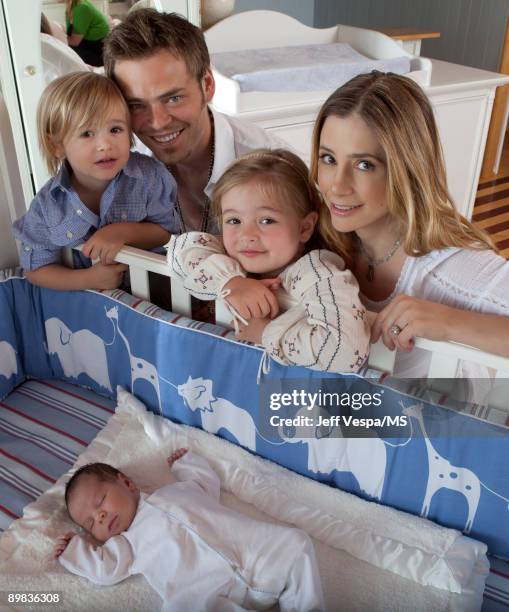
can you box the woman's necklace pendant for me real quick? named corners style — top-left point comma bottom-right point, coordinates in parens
top-left (358, 237), bottom-right (401, 283)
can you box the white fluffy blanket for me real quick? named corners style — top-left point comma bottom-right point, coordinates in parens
top-left (0, 389), bottom-right (489, 611)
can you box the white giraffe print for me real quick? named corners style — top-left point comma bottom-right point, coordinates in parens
top-left (106, 306), bottom-right (162, 414)
top-left (403, 403), bottom-right (481, 533)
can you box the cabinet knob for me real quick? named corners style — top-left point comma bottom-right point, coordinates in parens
top-left (24, 65), bottom-right (36, 76)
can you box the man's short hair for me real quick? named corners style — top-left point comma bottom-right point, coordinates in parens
top-left (104, 9), bottom-right (210, 82)
top-left (64, 462), bottom-right (122, 508)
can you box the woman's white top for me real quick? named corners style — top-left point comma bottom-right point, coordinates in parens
top-left (361, 247), bottom-right (509, 377)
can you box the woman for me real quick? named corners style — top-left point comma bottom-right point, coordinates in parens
top-left (65, 0), bottom-right (110, 66)
top-left (311, 71), bottom-right (509, 375)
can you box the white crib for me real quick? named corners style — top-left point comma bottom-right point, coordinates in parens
top-left (79, 243), bottom-right (509, 384)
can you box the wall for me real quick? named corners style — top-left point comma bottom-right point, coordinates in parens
top-left (233, 0), bottom-right (314, 28)
top-left (314, 0), bottom-right (509, 72)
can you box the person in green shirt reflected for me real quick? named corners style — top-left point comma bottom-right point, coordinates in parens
top-left (66, 0), bottom-right (110, 66)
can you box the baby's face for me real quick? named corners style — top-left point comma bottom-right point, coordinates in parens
top-left (67, 473), bottom-right (139, 543)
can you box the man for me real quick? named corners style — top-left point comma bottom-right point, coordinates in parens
top-left (104, 9), bottom-right (284, 234)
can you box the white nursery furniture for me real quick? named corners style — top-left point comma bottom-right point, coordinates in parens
top-left (205, 11), bottom-right (509, 220)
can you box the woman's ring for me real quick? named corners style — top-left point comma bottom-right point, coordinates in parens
top-left (390, 324), bottom-right (403, 337)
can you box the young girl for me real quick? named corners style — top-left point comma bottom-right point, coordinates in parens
top-left (167, 148), bottom-right (370, 374)
top-left (13, 71), bottom-right (177, 292)
top-left (311, 71), bottom-right (509, 376)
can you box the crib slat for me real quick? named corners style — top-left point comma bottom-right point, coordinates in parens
top-left (129, 268), bottom-right (150, 301)
top-left (215, 300), bottom-right (232, 327)
top-left (170, 278), bottom-right (192, 318)
top-left (62, 247), bottom-right (74, 268)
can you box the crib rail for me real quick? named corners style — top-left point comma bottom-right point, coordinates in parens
top-left (69, 245), bottom-right (509, 380)
top-left (70, 244), bottom-right (232, 328)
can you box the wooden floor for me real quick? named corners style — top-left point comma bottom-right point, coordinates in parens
top-left (473, 134), bottom-right (509, 259)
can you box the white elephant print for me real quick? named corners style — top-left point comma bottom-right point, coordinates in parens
top-left (0, 340), bottom-right (17, 379)
top-left (44, 317), bottom-right (112, 392)
top-left (280, 405), bottom-right (387, 500)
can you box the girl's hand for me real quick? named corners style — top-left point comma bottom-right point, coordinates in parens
top-left (371, 295), bottom-right (454, 351)
top-left (167, 448), bottom-right (188, 467)
top-left (235, 317), bottom-right (270, 344)
top-left (82, 225), bottom-right (127, 264)
top-left (224, 277), bottom-right (279, 320)
top-left (53, 532), bottom-right (76, 558)
top-left (86, 261), bottom-right (128, 290)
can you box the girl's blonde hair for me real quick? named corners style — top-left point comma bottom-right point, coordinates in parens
top-left (212, 148), bottom-right (323, 248)
top-left (310, 71), bottom-right (495, 263)
top-left (37, 71), bottom-right (132, 175)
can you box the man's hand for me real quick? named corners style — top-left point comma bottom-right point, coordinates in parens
top-left (235, 317), bottom-right (270, 344)
top-left (167, 448), bottom-right (188, 468)
top-left (224, 277), bottom-right (279, 321)
top-left (53, 532), bottom-right (76, 558)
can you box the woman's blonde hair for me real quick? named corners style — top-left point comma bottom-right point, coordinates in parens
top-left (65, 0), bottom-right (79, 22)
top-left (212, 148), bottom-right (323, 249)
top-left (37, 71), bottom-right (132, 175)
top-left (310, 71), bottom-right (495, 263)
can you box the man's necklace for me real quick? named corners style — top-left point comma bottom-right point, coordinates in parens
top-left (172, 139), bottom-right (215, 233)
top-left (171, 124), bottom-right (215, 233)
top-left (357, 236), bottom-right (401, 282)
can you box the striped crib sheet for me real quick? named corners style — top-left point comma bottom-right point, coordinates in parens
top-left (0, 378), bottom-right (115, 532)
top-left (484, 557), bottom-right (509, 610)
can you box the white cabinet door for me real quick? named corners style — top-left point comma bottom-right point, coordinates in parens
top-left (432, 91), bottom-right (493, 219)
top-left (267, 121), bottom-right (315, 164)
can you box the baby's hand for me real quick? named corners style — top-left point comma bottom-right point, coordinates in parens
top-left (167, 448), bottom-right (188, 467)
top-left (224, 277), bottom-right (279, 321)
top-left (53, 532), bottom-right (76, 558)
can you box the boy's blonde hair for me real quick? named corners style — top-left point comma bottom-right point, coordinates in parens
top-left (310, 71), bottom-right (495, 264)
top-left (212, 148), bottom-right (323, 248)
top-left (37, 71), bottom-right (132, 175)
